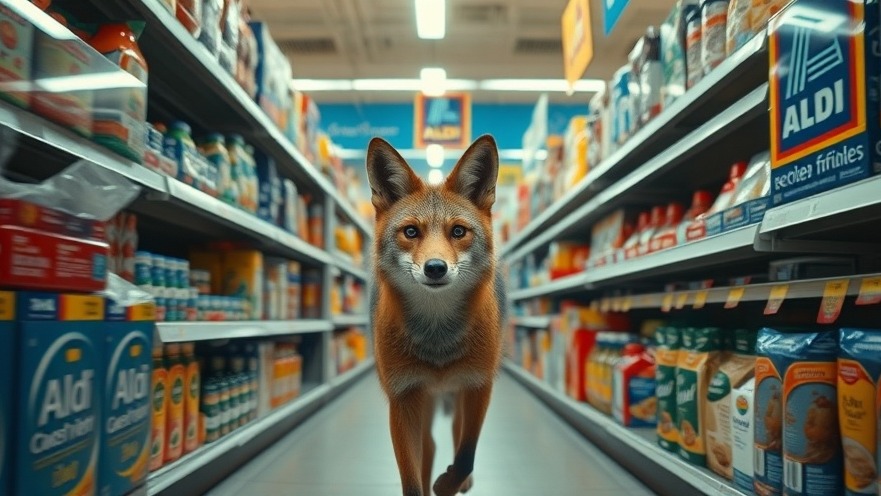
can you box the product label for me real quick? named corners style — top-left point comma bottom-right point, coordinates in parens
top-left (701, 1), bottom-right (729, 73)
top-left (839, 329), bottom-right (881, 496)
top-left (769, 0), bottom-right (876, 205)
top-left (149, 367), bottom-right (167, 471)
top-left (755, 356), bottom-right (784, 496)
top-left (732, 378), bottom-right (756, 492)
top-left (165, 365), bottom-right (185, 460)
top-left (656, 346), bottom-right (680, 451)
top-left (184, 361), bottom-right (200, 453)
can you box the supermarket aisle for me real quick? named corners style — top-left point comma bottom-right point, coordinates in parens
top-left (208, 372), bottom-right (656, 496)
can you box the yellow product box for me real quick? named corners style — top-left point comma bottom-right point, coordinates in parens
top-left (222, 250), bottom-right (264, 320)
top-left (189, 251), bottom-right (224, 295)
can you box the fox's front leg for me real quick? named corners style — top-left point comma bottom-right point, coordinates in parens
top-left (433, 382), bottom-right (492, 496)
top-left (390, 388), bottom-right (431, 496)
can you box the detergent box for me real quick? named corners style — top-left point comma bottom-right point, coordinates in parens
top-left (101, 299), bottom-right (155, 496)
top-left (0, 291), bottom-right (14, 496)
top-left (15, 291), bottom-right (104, 496)
top-left (769, 0), bottom-right (881, 206)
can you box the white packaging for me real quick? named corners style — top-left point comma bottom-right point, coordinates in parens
top-left (731, 376), bottom-right (756, 492)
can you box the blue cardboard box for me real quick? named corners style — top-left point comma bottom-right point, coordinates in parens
top-left (769, 0), bottom-right (881, 205)
top-left (721, 196), bottom-right (772, 231)
top-left (15, 292), bottom-right (104, 496)
top-left (101, 300), bottom-right (155, 496)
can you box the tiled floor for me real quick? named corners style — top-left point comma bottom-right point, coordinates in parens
top-left (207, 372), bottom-right (657, 496)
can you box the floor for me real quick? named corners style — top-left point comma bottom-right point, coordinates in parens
top-left (207, 372), bottom-right (657, 496)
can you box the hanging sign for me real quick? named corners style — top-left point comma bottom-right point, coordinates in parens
top-left (603, 0), bottom-right (631, 35)
top-left (414, 93), bottom-right (471, 149)
top-left (562, 0), bottom-right (594, 90)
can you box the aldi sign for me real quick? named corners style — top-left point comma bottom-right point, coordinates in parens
top-left (414, 93), bottom-right (472, 149)
top-left (769, 0), bottom-right (880, 205)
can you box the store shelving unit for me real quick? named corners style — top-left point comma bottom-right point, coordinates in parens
top-left (148, 358), bottom-right (375, 496)
top-left (511, 316), bottom-right (552, 328)
top-left (332, 314), bottom-right (370, 327)
top-left (0, 1), bottom-right (375, 494)
top-left (504, 362), bottom-right (747, 496)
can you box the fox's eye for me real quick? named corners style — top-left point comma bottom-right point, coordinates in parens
top-left (451, 225), bottom-right (467, 238)
top-left (403, 226), bottom-right (419, 239)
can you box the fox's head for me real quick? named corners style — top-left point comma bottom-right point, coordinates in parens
top-left (366, 135), bottom-right (499, 295)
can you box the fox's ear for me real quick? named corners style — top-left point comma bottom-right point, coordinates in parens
top-left (445, 135), bottom-right (499, 210)
top-left (365, 137), bottom-right (424, 211)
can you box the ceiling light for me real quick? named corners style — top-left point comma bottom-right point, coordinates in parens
top-left (291, 79), bottom-right (354, 91)
top-left (426, 144), bottom-right (445, 167)
top-left (290, 78), bottom-right (603, 93)
top-left (351, 79), bottom-right (423, 91)
top-left (420, 67), bottom-right (447, 96)
top-left (479, 79), bottom-right (606, 92)
top-left (416, 0), bottom-right (445, 39)
top-left (427, 169), bottom-right (445, 185)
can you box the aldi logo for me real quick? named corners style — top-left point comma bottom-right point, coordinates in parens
top-left (769, 0), bottom-right (879, 205)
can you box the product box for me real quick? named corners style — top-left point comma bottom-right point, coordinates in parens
top-left (0, 3), bottom-right (34, 108)
top-left (189, 251), bottom-right (224, 295)
top-left (222, 250), bottom-right (264, 320)
top-left (256, 153), bottom-right (282, 226)
top-left (101, 299), bottom-right (154, 496)
top-left (721, 196), bottom-right (771, 232)
top-left (15, 292), bottom-right (104, 496)
top-left (0, 291), bottom-right (13, 496)
top-left (32, 25), bottom-right (95, 137)
top-left (0, 224), bottom-right (109, 292)
top-left (769, 0), bottom-right (881, 205)
top-left (0, 198), bottom-right (107, 240)
top-left (732, 377), bottom-right (756, 493)
top-left (249, 22), bottom-right (292, 131)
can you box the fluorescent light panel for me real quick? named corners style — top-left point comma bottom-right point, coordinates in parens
top-left (426, 144), bottom-right (445, 167)
top-left (416, 0), bottom-right (445, 39)
top-left (292, 78), bottom-right (605, 93)
top-left (420, 67), bottom-right (447, 96)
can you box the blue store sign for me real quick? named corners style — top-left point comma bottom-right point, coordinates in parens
top-left (604, 0), bottom-right (630, 35)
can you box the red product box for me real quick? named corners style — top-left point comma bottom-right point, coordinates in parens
top-left (0, 224), bottom-right (108, 292)
top-left (0, 198), bottom-right (106, 241)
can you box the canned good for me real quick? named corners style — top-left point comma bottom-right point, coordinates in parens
top-left (135, 251), bottom-right (153, 286)
top-left (201, 379), bottom-right (220, 443)
top-left (217, 377), bottom-right (230, 438)
top-left (151, 255), bottom-right (167, 288)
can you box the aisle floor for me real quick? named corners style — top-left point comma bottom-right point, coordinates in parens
top-left (208, 372), bottom-right (656, 496)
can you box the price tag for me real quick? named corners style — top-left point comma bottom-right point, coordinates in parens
top-left (764, 284), bottom-right (789, 316)
top-left (856, 277), bottom-right (881, 306)
top-left (600, 298), bottom-right (611, 313)
top-left (693, 290), bottom-right (709, 309)
top-left (725, 287), bottom-right (745, 309)
top-left (661, 293), bottom-right (674, 313)
top-left (818, 279), bottom-right (849, 324)
top-left (622, 296), bottom-right (633, 312)
top-left (675, 292), bottom-right (689, 310)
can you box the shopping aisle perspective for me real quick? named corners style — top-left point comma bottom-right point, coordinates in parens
top-left (208, 372), bottom-right (656, 496)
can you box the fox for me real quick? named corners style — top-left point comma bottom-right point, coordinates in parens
top-left (365, 134), bottom-right (506, 496)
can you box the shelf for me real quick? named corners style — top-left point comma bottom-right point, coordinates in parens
top-left (110, 0), bottom-right (370, 236)
top-left (148, 357), bottom-right (374, 495)
top-left (331, 251), bottom-right (370, 280)
top-left (499, 32), bottom-right (768, 260)
top-left (506, 82), bottom-right (769, 265)
top-left (511, 316), bottom-right (552, 328)
top-left (332, 314), bottom-right (370, 327)
top-left (509, 273), bottom-right (592, 301)
top-left (504, 362), bottom-right (748, 496)
top-left (620, 272), bottom-right (879, 310)
top-left (157, 320), bottom-right (333, 343)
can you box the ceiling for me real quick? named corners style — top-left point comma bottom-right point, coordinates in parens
top-left (248, 0), bottom-right (676, 104)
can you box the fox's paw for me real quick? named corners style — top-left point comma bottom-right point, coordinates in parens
top-left (433, 465), bottom-right (471, 496)
top-left (459, 474), bottom-right (474, 493)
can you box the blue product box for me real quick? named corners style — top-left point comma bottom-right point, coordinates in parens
top-left (256, 152), bottom-right (282, 225)
top-left (769, 0), bottom-right (881, 206)
top-left (101, 300), bottom-right (155, 496)
top-left (249, 22), bottom-right (292, 131)
top-left (0, 291), bottom-right (12, 496)
top-left (15, 292), bottom-right (104, 496)
top-left (721, 196), bottom-right (771, 231)
top-left (704, 212), bottom-right (723, 237)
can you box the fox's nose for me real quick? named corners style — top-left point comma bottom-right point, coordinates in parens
top-left (424, 259), bottom-right (448, 280)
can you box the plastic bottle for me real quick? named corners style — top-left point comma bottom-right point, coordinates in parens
top-left (706, 161), bottom-right (748, 215)
top-left (182, 342), bottom-right (201, 453)
top-left (202, 134), bottom-right (234, 204)
top-left (164, 343), bottom-right (186, 462)
top-left (201, 377), bottom-right (220, 443)
top-left (637, 206), bottom-right (667, 257)
top-left (621, 211), bottom-right (650, 261)
top-left (678, 190), bottom-right (714, 243)
top-left (227, 135), bottom-right (253, 211)
top-left (165, 121), bottom-right (201, 189)
top-left (149, 345), bottom-right (168, 471)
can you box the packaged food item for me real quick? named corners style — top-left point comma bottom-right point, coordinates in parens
top-left (611, 65), bottom-right (635, 146)
top-left (223, 249), bottom-right (264, 320)
top-left (235, 6), bottom-right (258, 98)
top-left (637, 205), bottom-right (666, 257)
top-left (684, 0), bottom-right (703, 89)
top-left (588, 209), bottom-right (630, 267)
top-left (707, 329), bottom-right (757, 479)
top-left (202, 133), bottom-right (235, 205)
top-left (302, 268), bottom-right (322, 319)
top-left (726, 0), bottom-right (751, 55)
top-left (103, 300), bottom-right (155, 496)
top-left (648, 202), bottom-right (685, 253)
top-left (0, 292), bottom-right (10, 495)
top-left (158, 0), bottom-right (176, 14)
top-left (700, 0), bottom-right (729, 74)
top-left (32, 12), bottom-right (94, 136)
top-left (199, 0), bottom-right (222, 56)
top-left (723, 151), bottom-right (772, 230)
top-left (656, 326), bottom-right (682, 452)
top-left (750, 0), bottom-right (789, 34)
top-left (638, 27), bottom-right (663, 124)
top-left (676, 327), bottom-right (723, 465)
top-left (87, 22), bottom-right (149, 163)
top-left (621, 211), bottom-right (649, 261)
top-left (755, 329), bottom-right (786, 496)
top-left (587, 86), bottom-right (611, 166)
top-left (149, 343), bottom-right (168, 470)
top-left (249, 22), bottom-right (292, 130)
top-left (308, 201), bottom-right (325, 248)
top-left (218, 0), bottom-right (239, 73)
top-left (0, 3), bottom-right (34, 108)
top-left (613, 342), bottom-right (657, 427)
top-left (227, 135), bottom-right (258, 213)
top-left (177, 0), bottom-right (202, 37)
top-left (286, 261), bottom-right (301, 319)
top-left (838, 328), bottom-right (881, 496)
top-left (165, 121), bottom-right (202, 190)
top-left (732, 376), bottom-right (757, 492)
top-left (769, 0), bottom-right (881, 206)
top-left (164, 343), bottom-right (186, 463)
top-left (183, 342), bottom-right (201, 453)
top-left (677, 190), bottom-right (714, 243)
top-left (15, 292), bottom-right (104, 496)
top-left (660, 0), bottom-right (687, 107)
top-left (256, 153), bottom-right (282, 225)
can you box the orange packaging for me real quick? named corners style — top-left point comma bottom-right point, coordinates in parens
top-left (612, 343), bottom-right (657, 427)
top-left (176, 0), bottom-right (202, 36)
top-left (164, 344), bottom-right (186, 463)
top-left (182, 343), bottom-right (201, 453)
top-left (149, 345), bottom-right (168, 471)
